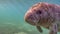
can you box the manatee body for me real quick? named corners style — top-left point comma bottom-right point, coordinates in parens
top-left (24, 2), bottom-right (60, 34)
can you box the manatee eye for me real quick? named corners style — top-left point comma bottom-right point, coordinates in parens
top-left (36, 10), bottom-right (42, 14)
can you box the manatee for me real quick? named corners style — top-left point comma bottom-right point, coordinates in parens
top-left (24, 2), bottom-right (60, 34)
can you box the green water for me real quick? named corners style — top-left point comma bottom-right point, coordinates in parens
top-left (0, 0), bottom-right (60, 34)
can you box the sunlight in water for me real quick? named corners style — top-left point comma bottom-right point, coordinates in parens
top-left (0, 0), bottom-right (60, 34)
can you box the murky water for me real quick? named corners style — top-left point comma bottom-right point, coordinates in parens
top-left (0, 0), bottom-right (60, 34)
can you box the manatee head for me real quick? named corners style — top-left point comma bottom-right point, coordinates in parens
top-left (24, 2), bottom-right (51, 26)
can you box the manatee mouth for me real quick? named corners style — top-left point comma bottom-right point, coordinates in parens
top-left (36, 19), bottom-right (41, 26)
top-left (30, 18), bottom-right (41, 26)
top-left (27, 19), bottom-right (40, 26)
top-left (31, 15), bottom-right (41, 26)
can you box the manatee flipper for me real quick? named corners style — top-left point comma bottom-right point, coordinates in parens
top-left (49, 23), bottom-right (58, 34)
top-left (36, 26), bottom-right (43, 33)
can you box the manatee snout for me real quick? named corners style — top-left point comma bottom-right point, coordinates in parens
top-left (24, 11), bottom-right (40, 26)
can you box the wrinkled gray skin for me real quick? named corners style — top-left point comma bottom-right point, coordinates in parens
top-left (24, 2), bottom-right (60, 34)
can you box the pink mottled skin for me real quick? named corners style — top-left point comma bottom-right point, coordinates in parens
top-left (24, 2), bottom-right (60, 34)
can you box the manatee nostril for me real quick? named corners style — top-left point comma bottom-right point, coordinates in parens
top-left (36, 10), bottom-right (42, 14)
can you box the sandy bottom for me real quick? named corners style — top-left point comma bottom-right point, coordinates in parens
top-left (0, 22), bottom-right (60, 34)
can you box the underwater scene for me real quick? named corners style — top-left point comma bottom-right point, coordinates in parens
top-left (0, 0), bottom-right (60, 34)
